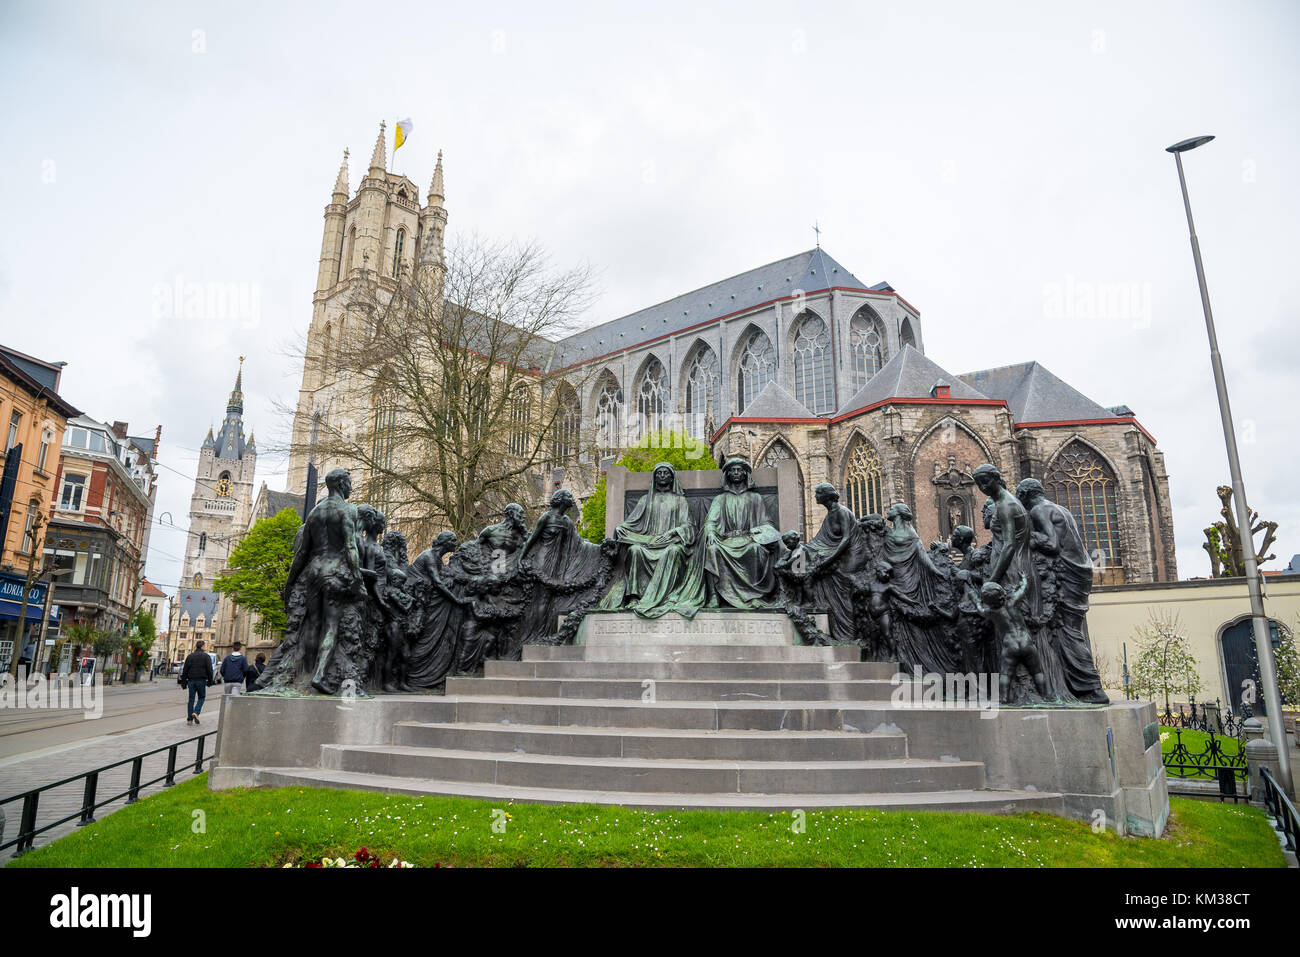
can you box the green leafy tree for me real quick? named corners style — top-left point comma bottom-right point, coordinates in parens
top-left (1275, 619), bottom-right (1300, 708)
top-left (124, 608), bottom-right (157, 678)
top-left (580, 430), bottom-right (714, 543)
top-left (1130, 612), bottom-right (1203, 712)
top-left (214, 507), bottom-right (303, 640)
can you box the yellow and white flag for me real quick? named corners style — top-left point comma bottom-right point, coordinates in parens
top-left (395, 118), bottom-right (413, 151)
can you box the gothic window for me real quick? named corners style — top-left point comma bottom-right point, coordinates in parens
top-left (848, 308), bottom-right (887, 390)
top-left (634, 356), bottom-right (668, 440)
top-left (371, 382), bottom-right (398, 509)
top-left (552, 382), bottom-right (581, 463)
top-left (736, 327), bottom-right (776, 413)
top-left (594, 371), bottom-right (624, 456)
top-left (843, 437), bottom-right (885, 518)
top-left (321, 323), bottom-right (334, 381)
top-left (792, 313), bottom-right (832, 414)
top-left (760, 439), bottom-right (794, 471)
top-left (339, 225), bottom-right (355, 283)
top-left (1044, 441), bottom-right (1124, 580)
top-left (392, 228), bottom-right (406, 278)
top-left (198, 532), bottom-right (207, 554)
top-left (683, 343), bottom-right (720, 430)
top-left (508, 385), bottom-right (532, 456)
top-left (900, 318), bottom-right (917, 350)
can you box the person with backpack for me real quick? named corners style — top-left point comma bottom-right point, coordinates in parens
top-left (244, 652), bottom-right (267, 693)
top-left (179, 641), bottom-right (215, 724)
top-left (220, 642), bottom-right (252, 695)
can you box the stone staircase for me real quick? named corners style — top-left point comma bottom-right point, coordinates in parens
top-left (250, 641), bottom-right (1065, 815)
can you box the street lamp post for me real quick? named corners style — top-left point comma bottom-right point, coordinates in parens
top-left (1167, 134), bottom-right (1294, 797)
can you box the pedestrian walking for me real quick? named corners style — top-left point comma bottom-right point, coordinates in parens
top-left (245, 652), bottom-right (266, 693)
top-left (179, 641), bottom-right (214, 725)
top-left (220, 642), bottom-right (252, 695)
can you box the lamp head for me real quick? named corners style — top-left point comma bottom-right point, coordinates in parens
top-left (1166, 135), bottom-right (1215, 154)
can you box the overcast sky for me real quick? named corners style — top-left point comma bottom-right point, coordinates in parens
top-left (1, 0), bottom-right (1297, 597)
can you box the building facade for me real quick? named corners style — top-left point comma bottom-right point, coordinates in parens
top-left (286, 128), bottom-right (1176, 584)
top-left (173, 363), bottom-right (255, 660)
top-left (0, 345), bottom-right (79, 669)
top-left (46, 416), bottom-right (160, 644)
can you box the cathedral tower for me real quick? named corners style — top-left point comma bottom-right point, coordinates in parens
top-left (287, 123), bottom-right (448, 493)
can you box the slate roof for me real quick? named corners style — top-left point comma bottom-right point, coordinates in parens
top-left (177, 588), bottom-right (219, 625)
top-left (0, 346), bottom-right (60, 391)
top-left (837, 344), bottom-right (990, 416)
top-left (0, 345), bottom-right (80, 418)
top-left (957, 361), bottom-right (1119, 423)
top-left (737, 381), bottom-right (819, 419)
top-left (265, 490), bottom-right (306, 519)
top-left (553, 248), bottom-right (873, 365)
top-left (128, 435), bottom-right (156, 458)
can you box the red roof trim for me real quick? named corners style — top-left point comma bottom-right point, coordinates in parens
top-left (830, 396), bottom-right (1008, 424)
top-left (1015, 417), bottom-right (1158, 446)
top-left (556, 286), bottom-right (918, 373)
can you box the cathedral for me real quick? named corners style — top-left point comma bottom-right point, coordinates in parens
top-left (173, 363), bottom-right (256, 658)
top-left (288, 124), bottom-right (1176, 585)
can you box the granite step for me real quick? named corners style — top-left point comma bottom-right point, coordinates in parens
top-left (444, 676), bottom-right (901, 702)
top-left (391, 722), bottom-right (910, 761)
top-left (523, 644), bottom-right (862, 663)
top-left (486, 659), bottom-right (899, 681)
top-left (247, 766), bottom-right (1065, 814)
top-left (320, 744), bottom-right (986, 794)
top-left (436, 694), bottom-right (939, 731)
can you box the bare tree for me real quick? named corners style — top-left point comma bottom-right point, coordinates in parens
top-left (1202, 484), bottom-right (1278, 578)
top-left (287, 236), bottom-right (599, 546)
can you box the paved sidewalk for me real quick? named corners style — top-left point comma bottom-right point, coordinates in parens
top-left (0, 706), bottom-right (223, 862)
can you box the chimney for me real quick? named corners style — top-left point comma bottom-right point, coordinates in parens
top-left (111, 421), bottom-right (129, 439)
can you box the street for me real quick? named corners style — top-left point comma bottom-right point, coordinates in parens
top-left (0, 678), bottom-right (228, 861)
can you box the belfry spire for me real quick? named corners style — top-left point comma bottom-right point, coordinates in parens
top-left (428, 150), bottom-right (445, 206)
top-left (333, 148), bottom-right (349, 198)
top-left (369, 122), bottom-right (386, 175)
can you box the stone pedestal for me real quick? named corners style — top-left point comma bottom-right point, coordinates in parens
top-left (575, 610), bottom-right (827, 646)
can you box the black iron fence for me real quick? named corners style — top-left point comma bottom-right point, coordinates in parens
top-left (1259, 767), bottom-right (1299, 855)
top-left (1161, 695), bottom-right (1246, 737)
top-left (1159, 724), bottom-right (1248, 802)
top-left (0, 731), bottom-right (217, 857)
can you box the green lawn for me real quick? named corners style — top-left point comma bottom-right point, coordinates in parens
top-left (5, 774), bottom-right (1285, 868)
top-left (1160, 725), bottom-right (1243, 780)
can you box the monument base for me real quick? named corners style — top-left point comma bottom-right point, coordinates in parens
top-left (574, 609), bottom-right (827, 647)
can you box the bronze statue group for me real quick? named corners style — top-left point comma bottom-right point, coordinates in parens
top-left (257, 458), bottom-right (1109, 706)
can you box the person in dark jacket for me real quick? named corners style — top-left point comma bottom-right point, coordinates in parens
top-left (245, 652), bottom-right (266, 693)
top-left (180, 641), bottom-right (214, 724)
top-left (220, 642), bottom-right (251, 696)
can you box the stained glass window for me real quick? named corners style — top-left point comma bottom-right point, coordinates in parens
top-left (792, 314), bottom-right (832, 414)
top-left (736, 327), bottom-right (776, 413)
top-left (686, 343), bottom-right (717, 421)
top-left (594, 372), bottom-right (624, 456)
top-left (848, 308), bottom-right (887, 390)
top-left (1044, 441), bottom-right (1124, 582)
top-left (635, 357), bottom-right (668, 439)
top-left (843, 438), bottom-right (885, 518)
top-left (508, 386), bottom-right (532, 456)
top-left (552, 382), bottom-right (581, 463)
top-left (760, 440), bottom-right (794, 471)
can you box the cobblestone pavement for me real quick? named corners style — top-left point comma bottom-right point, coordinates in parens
top-left (0, 699), bottom-right (225, 863)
